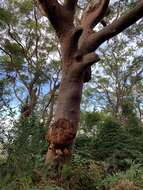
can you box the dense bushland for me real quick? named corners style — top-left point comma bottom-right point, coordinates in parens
top-left (1, 110), bottom-right (143, 190)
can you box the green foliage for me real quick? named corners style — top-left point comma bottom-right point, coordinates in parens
top-left (11, 117), bottom-right (47, 170)
top-left (1, 111), bottom-right (141, 190)
top-left (96, 117), bottom-right (142, 163)
top-left (19, 0), bottom-right (33, 15)
top-left (4, 41), bottom-right (24, 56)
top-left (61, 164), bottom-right (72, 180)
top-left (70, 160), bottom-right (101, 190)
top-left (0, 116), bottom-right (47, 189)
top-left (122, 100), bottom-right (143, 136)
top-left (80, 111), bottom-right (101, 131)
top-left (103, 163), bottom-right (143, 189)
top-left (94, 118), bottom-right (129, 160)
top-left (0, 7), bottom-right (13, 27)
top-left (74, 135), bottom-right (93, 158)
top-left (1, 40), bottom-right (25, 72)
top-left (77, 112), bottom-right (143, 173)
top-left (44, 187), bottom-right (64, 190)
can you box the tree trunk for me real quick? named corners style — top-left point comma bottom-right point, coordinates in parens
top-left (36, 0), bottom-right (143, 173)
top-left (45, 50), bottom-right (84, 169)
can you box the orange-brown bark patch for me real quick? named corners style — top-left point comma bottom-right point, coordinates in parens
top-left (47, 119), bottom-right (76, 148)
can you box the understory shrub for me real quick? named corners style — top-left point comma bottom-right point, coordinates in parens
top-left (103, 163), bottom-right (143, 190)
top-left (0, 116), bottom-right (48, 189)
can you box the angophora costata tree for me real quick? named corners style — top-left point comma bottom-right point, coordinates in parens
top-left (36, 0), bottom-right (143, 167)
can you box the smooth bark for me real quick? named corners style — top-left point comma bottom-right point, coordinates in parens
top-left (36, 0), bottom-right (143, 170)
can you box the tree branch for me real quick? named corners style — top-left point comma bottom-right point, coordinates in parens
top-left (36, 0), bottom-right (62, 32)
top-left (64, 0), bottom-right (78, 12)
top-left (81, 1), bottom-right (143, 53)
top-left (82, 52), bottom-right (100, 68)
top-left (36, 0), bottom-right (74, 36)
top-left (0, 46), bottom-right (29, 91)
top-left (13, 78), bottom-right (24, 105)
top-left (81, 0), bottom-right (110, 29)
top-left (64, 0), bottom-right (78, 24)
top-left (33, 2), bottom-right (40, 62)
top-left (7, 25), bottom-right (34, 66)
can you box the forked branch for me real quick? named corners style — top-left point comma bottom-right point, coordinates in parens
top-left (81, 0), bottom-right (110, 29)
top-left (81, 0), bottom-right (143, 53)
top-left (37, 0), bottom-right (74, 36)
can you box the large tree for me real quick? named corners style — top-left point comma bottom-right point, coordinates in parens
top-left (36, 0), bottom-right (143, 168)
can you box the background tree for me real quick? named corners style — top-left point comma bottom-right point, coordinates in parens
top-left (0, 0), bottom-right (61, 121)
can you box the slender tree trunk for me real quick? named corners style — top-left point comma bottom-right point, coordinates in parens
top-left (21, 87), bottom-right (38, 118)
